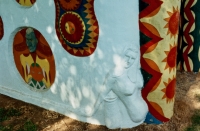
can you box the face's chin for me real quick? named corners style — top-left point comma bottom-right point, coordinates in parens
top-left (124, 63), bottom-right (130, 69)
top-left (124, 62), bottom-right (134, 69)
top-left (28, 46), bottom-right (36, 52)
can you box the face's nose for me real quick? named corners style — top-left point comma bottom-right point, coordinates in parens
top-left (127, 57), bottom-right (131, 63)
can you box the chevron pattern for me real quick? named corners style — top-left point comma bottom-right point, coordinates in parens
top-left (140, 0), bottom-right (181, 123)
top-left (177, 0), bottom-right (200, 72)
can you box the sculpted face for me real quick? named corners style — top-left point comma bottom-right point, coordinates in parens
top-left (123, 49), bottom-right (137, 69)
top-left (25, 28), bottom-right (38, 52)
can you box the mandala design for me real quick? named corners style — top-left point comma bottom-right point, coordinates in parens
top-left (54, 0), bottom-right (99, 56)
top-left (58, 0), bottom-right (82, 11)
top-left (59, 12), bottom-right (85, 44)
top-left (0, 17), bottom-right (3, 40)
top-left (140, 0), bottom-right (181, 123)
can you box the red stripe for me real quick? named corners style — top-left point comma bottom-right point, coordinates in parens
top-left (139, 0), bottom-right (163, 18)
top-left (182, 0), bottom-right (195, 71)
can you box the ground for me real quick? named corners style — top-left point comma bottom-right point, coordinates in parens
top-left (0, 71), bottom-right (200, 131)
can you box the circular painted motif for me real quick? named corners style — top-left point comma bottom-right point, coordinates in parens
top-left (58, 0), bottom-right (82, 11)
top-left (65, 21), bottom-right (76, 34)
top-left (59, 11), bottom-right (85, 45)
top-left (55, 0), bottom-right (99, 56)
top-left (13, 27), bottom-right (55, 92)
top-left (16, 0), bottom-right (36, 6)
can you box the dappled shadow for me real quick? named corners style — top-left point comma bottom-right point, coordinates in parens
top-left (1, 0), bottom-right (198, 130)
top-left (0, 0), bottom-right (145, 129)
top-left (0, 94), bottom-right (113, 131)
top-left (0, 71), bottom-right (199, 131)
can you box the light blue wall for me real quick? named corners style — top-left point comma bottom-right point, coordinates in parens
top-left (0, 0), bottom-right (145, 129)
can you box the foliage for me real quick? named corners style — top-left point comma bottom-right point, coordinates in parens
top-left (17, 121), bottom-right (37, 131)
top-left (0, 108), bottom-right (37, 131)
top-left (0, 125), bottom-right (12, 131)
top-left (186, 110), bottom-right (200, 131)
top-left (0, 108), bottom-right (21, 122)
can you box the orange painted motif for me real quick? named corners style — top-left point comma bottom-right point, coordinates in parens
top-left (13, 28), bottom-right (55, 91)
top-left (164, 7), bottom-right (180, 38)
top-left (162, 44), bottom-right (177, 73)
top-left (54, 0), bottom-right (99, 56)
top-left (162, 77), bottom-right (176, 103)
top-left (16, 0), bottom-right (36, 6)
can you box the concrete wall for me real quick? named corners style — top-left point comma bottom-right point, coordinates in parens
top-left (0, 0), bottom-right (147, 129)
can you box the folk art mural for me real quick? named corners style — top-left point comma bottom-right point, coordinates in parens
top-left (1, 0), bottom-right (198, 129)
top-left (54, 0), bottom-right (99, 56)
top-left (13, 27), bottom-right (55, 91)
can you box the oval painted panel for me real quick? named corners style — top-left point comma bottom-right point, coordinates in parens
top-left (54, 0), bottom-right (99, 57)
top-left (13, 27), bottom-right (55, 92)
top-left (16, 0), bottom-right (36, 6)
top-left (0, 16), bottom-right (3, 40)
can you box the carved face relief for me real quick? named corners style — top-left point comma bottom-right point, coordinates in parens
top-left (123, 49), bottom-right (137, 69)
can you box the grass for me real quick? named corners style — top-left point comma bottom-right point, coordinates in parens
top-left (17, 121), bottom-right (37, 131)
top-left (185, 110), bottom-right (200, 131)
top-left (0, 125), bottom-right (12, 131)
top-left (0, 108), bottom-right (21, 122)
top-left (0, 108), bottom-right (37, 131)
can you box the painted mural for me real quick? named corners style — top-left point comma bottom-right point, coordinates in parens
top-left (0, 17), bottom-right (3, 40)
top-left (1, 0), bottom-right (193, 129)
top-left (177, 0), bottom-right (200, 72)
top-left (16, 0), bottom-right (36, 6)
top-left (54, 0), bottom-right (99, 57)
top-left (13, 27), bottom-right (55, 91)
top-left (139, 0), bottom-right (181, 124)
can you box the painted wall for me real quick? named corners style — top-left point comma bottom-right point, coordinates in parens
top-left (0, 0), bottom-right (147, 129)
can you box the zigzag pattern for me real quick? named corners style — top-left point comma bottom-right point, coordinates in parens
top-left (183, 0), bottom-right (197, 71)
top-left (182, 0), bottom-right (196, 71)
top-left (140, 22), bottom-right (169, 122)
top-left (140, 0), bottom-right (172, 122)
top-left (139, 0), bottom-right (163, 18)
top-left (28, 80), bottom-right (47, 90)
